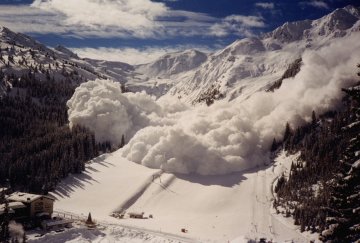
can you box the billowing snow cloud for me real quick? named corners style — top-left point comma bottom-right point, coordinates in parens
top-left (67, 79), bottom-right (168, 146)
top-left (68, 33), bottom-right (360, 175)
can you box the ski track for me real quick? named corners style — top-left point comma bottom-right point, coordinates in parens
top-left (115, 170), bottom-right (164, 213)
top-left (248, 166), bottom-right (309, 242)
top-left (53, 154), bottom-right (314, 242)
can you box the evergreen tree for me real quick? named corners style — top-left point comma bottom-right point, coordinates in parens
top-left (120, 134), bottom-right (125, 148)
top-left (270, 138), bottom-right (277, 152)
top-left (86, 212), bottom-right (94, 225)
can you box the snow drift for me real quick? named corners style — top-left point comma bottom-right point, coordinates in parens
top-left (68, 33), bottom-right (360, 175)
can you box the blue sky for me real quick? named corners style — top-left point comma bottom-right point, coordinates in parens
top-left (0, 0), bottom-right (359, 64)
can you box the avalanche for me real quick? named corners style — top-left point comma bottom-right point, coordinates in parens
top-left (68, 32), bottom-right (360, 175)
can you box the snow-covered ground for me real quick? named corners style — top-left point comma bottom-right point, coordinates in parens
top-left (5, 6), bottom-right (358, 243)
top-left (40, 150), bottom-right (319, 242)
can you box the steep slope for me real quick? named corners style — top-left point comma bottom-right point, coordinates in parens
top-left (130, 5), bottom-right (360, 105)
top-left (0, 27), bottom-right (124, 192)
top-left (274, 82), bottom-right (360, 241)
top-left (0, 26), bottom-right (134, 96)
top-left (124, 49), bottom-right (208, 99)
top-left (136, 49), bottom-right (208, 78)
top-left (7, 6), bottom-right (357, 243)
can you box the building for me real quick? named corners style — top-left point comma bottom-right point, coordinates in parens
top-left (7, 192), bottom-right (55, 219)
top-left (128, 212), bottom-right (144, 219)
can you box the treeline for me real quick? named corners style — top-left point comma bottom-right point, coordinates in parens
top-left (273, 78), bottom-right (360, 241)
top-left (0, 72), bottom-right (110, 193)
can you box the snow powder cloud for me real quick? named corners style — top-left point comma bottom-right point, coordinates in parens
top-left (68, 33), bottom-right (360, 175)
top-left (67, 79), bottom-right (178, 146)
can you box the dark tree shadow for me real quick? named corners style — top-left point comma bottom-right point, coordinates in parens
top-left (50, 154), bottom-right (113, 199)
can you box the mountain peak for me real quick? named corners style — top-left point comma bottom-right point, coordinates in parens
top-left (137, 49), bottom-right (208, 78)
top-left (261, 5), bottom-right (360, 43)
top-left (343, 5), bottom-right (360, 17)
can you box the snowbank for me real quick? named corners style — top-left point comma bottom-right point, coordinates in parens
top-left (68, 33), bottom-right (360, 175)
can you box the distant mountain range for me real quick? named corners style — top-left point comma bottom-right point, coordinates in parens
top-left (1, 5), bottom-right (359, 104)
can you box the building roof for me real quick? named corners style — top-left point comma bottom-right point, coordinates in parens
top-left (8, 201), bottom-right (26, 209)
top-left (0, 204), bottom-right (15, 215)
top-left (7, 192), bottom-right (55, 203)
top-left (128, 212), bottom-right (144, 216)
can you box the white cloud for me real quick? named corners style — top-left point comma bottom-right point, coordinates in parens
top-left (31, 0), bottom-right (167, 37)
top-left (300, 0), bottom-right (329, 9)
top-left (0, 5), bottom-right (66, 35)
top-left (210, 15), bottom-right (265, 37)
top-left (68, 33), bottom-right (360, 175)
top-left (255, 2), bottom-right (275, 10)
top-left (0, 0), bottom-right (265, 39)
top-left (71, 45), bottom-right (214, 65)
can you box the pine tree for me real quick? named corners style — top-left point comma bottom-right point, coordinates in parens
top-left (311, 110), bottom-right (317, 127)
top-left (283, 122), bottom-right (292, 141)
top-left (270, 138), bottom-right (277, 152)
top-left (120, 135), bottom-right (125, 148)
top-left (86, 212), bottom-right (94, 225)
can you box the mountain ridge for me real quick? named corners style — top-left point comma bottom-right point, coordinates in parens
top-left (1, 5), bottom-right (359, 104)
top-left (154, 5), bottom-right (360, 104)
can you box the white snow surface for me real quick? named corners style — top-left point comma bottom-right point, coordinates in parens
top-left (68, 32), bottom-right (360, 175)
top-left (49, 150), bottom-right (318, 243)
top-left (136, 49), bottom-right (208, 78)
top-left (131, 5), bottom-right (360, 104)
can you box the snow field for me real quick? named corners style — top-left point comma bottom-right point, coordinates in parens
top-left (51, 150), bottom-right (318, 242)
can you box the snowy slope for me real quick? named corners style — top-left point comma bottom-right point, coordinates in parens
top-left (0, 26), bottom-right (134, 95)
top-left (136, 49), bottom-right (207, 78)
top-left (125, 6), bottom-right (360, 104)
top-left (2, 6), bottom-right (358, 102)
top-left (3, 6), bottom-right (360, 243)
top-left (51, 150), bottom-right (318, 243)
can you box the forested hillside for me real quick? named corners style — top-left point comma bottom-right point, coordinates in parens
top-left (274, 66), bottom-right (360, 241)
top-left (0, 71), bottom-right (111, 193)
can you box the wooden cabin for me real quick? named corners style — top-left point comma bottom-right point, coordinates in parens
top-left (7, 192), bottom-right (55, 219)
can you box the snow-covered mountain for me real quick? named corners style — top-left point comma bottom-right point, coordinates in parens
top-left (2, 5), bottom-right (359, 104)
top-left (2, 5), bottom-right (360, 243)
top-left (136, 49), bottom-right (207, 78)
top-left (127, 5), bottom-right (360, 104)
top-left (0, 26), bottom-right (133, 95)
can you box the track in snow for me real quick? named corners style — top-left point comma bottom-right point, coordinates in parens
top-left (52, 153), bottom-right (317, 242)
top-left (247, 164), bottom-right (309, 242)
